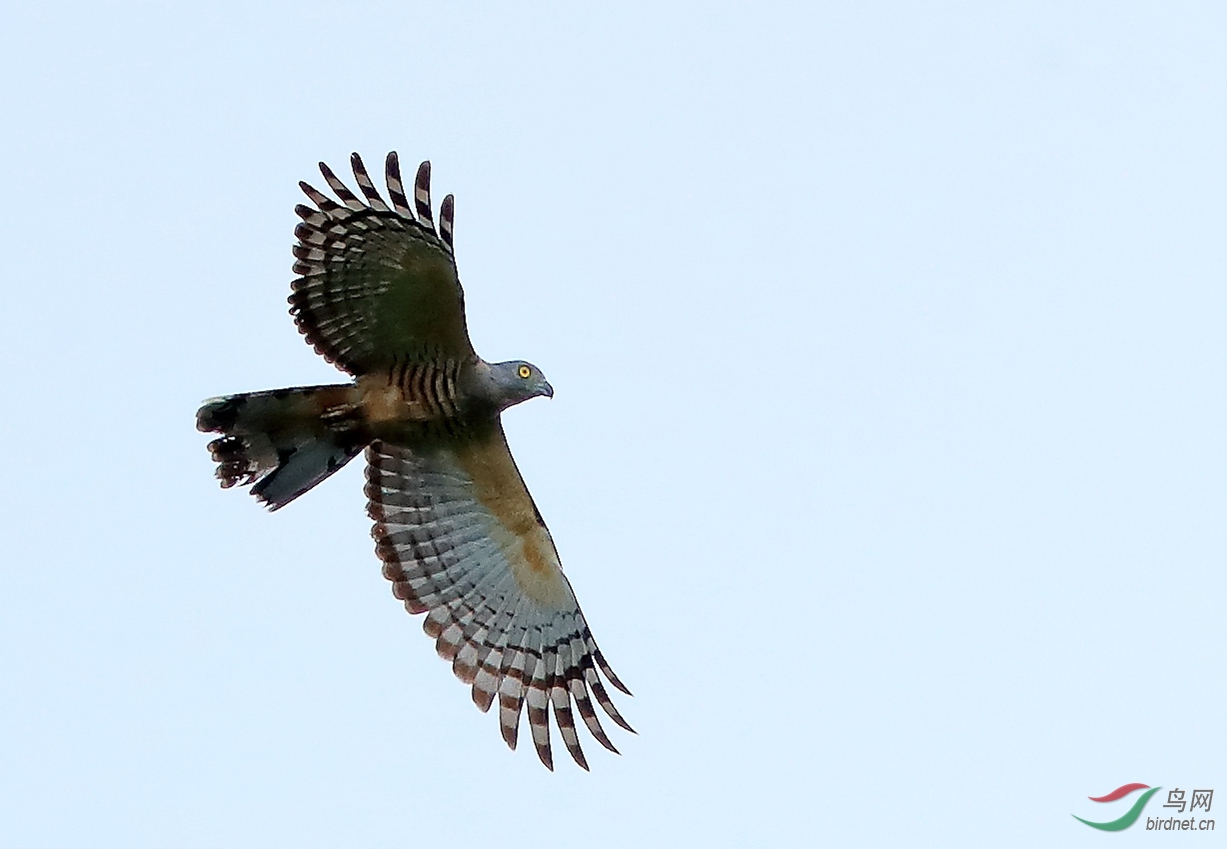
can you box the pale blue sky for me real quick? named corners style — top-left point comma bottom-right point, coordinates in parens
top-left (1, 2), bottom-right (1224, 846)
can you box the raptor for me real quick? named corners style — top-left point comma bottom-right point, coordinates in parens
top-left (197, 152), bottom-right (631, 770)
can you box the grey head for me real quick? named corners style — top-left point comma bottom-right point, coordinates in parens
top-left (470, 359), bottom-right (554, 412)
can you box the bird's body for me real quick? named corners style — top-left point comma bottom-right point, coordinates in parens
top-left (197, 153), bottom-right (630, 770)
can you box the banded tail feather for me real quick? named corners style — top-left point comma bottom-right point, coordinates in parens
top-left (196, 385), bottom-right (367, 510)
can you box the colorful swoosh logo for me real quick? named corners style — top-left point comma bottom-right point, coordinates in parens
top-left (1089, 783), bottom-right (1150, 803)
top-left (1073, 784), bottom-right (1161, 831)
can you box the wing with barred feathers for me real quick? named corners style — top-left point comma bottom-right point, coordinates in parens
top-left (365, 429), bottom-right (632, 770)
top-left (290, 152), bottom-right (470, 374)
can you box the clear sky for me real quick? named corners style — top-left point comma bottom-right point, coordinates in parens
top-left (1, 2), bottom-right (1224, 847)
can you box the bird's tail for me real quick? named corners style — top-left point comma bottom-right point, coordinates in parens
top-left (196, 384), bottom-right (368, 510)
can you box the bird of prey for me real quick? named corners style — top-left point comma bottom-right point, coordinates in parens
top-left (196, 152), bottom-right (631, 770)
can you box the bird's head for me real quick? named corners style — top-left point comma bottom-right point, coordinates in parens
top-left (486, 360), bottom-right (554, 410)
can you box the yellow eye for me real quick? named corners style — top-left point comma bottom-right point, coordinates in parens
top-left (517, 365), bottom-right (532, 379)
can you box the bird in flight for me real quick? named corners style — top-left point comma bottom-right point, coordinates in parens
top-left (197, 152), bottom-right (631, 770)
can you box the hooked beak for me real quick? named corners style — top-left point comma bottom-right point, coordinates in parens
top-left (542, 380), bottom-right (554, 399)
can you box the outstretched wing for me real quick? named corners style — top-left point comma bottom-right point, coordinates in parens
top-left (365, 429), bottom-right (632, 770)
top-left (290, 152), bottom-right (471, 374)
